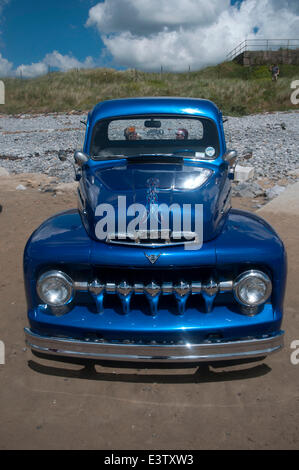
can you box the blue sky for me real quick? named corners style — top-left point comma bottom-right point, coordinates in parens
top-left (1, 0), bottom-right (105, 68)
top-left (0, 0), bottom-right (298, 76)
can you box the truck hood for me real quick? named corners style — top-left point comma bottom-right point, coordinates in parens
top-left (79, 159), bottom-right (231, 244)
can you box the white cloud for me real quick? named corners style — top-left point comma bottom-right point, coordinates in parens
top-left (87, 0), bottom-right (299, 71)
top-left (15, 51), bottom-right (95, 78)
top-left (0, 52), bottom-right (13, 77)
top-left (43, 51), bottom-right (95, 72)
top-left (86, 0), bottom-right (230, 35)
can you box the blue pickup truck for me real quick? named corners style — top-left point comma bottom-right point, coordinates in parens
top-left (24, 97), bottom-right (286, 363)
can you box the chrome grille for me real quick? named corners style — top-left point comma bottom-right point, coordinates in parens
top-left (74, 279), bottom-right (233, 315)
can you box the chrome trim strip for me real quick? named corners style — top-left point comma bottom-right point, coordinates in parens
top-left (219, 280), bottom-right (233, 292)
top-left (105, 283), bottom-right (116, 293)
top-left (74, 281), bottom-right (89, 291)
top-left (106, 230), bottom-right (199, 247)
top-left (191, 281), bottom-right (202, 293)
top-left (162, 282), bottom-right (173, 294)
top-left (25, 329), bottom-right (284, 363)
top-left (74, 279), bottom-right (235, 295)
top-left (133, 283), bottom-right (144, 294)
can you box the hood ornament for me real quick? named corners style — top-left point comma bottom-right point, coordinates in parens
top-left (145, 253), bottom-right (161, 265)
top-left (140, 177), bottom-right (162, 225)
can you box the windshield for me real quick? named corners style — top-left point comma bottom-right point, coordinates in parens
top-left (90, 115), bottom-right (220, 160)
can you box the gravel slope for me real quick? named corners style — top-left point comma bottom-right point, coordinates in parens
top-left (225, 111), bottom-right (299, 182)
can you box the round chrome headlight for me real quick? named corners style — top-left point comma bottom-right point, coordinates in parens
top-left (233, 270), bottom-right (272, 307)
top-left (37, 271), bottom-right (74, 307)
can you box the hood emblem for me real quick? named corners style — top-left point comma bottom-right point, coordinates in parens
top-left (145, 253), bottom-right (161, 264)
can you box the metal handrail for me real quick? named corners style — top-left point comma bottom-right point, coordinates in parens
top-left (226, 39), bottom-right (299, 61)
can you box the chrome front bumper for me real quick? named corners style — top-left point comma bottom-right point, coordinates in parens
top-left (24, 328), bottom-right (284, 363)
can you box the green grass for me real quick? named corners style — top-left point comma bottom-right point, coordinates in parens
top-left (1, 62), bottom-right (299, 115)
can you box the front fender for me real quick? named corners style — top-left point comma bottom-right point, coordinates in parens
top-left (215, 209), bottom-right (287, 318)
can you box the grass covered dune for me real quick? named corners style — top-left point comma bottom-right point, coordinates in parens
top-left (1, 61), bottom-right (299, 116)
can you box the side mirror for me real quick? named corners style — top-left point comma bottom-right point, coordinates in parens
top-left (242, 149), bottom-right (253, 160)
top-left (74, 150), bottom-right (89, 167)
top-left (224, 150), bottom-right (238, 180)
top-left (223, 150), bottom-right (238, 166)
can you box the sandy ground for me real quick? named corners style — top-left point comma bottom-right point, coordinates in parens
top-left (0, 174), bottom-right (298, 450)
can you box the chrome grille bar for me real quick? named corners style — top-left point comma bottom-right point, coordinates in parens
top-left (75, 279), bottom-right (234, 316)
